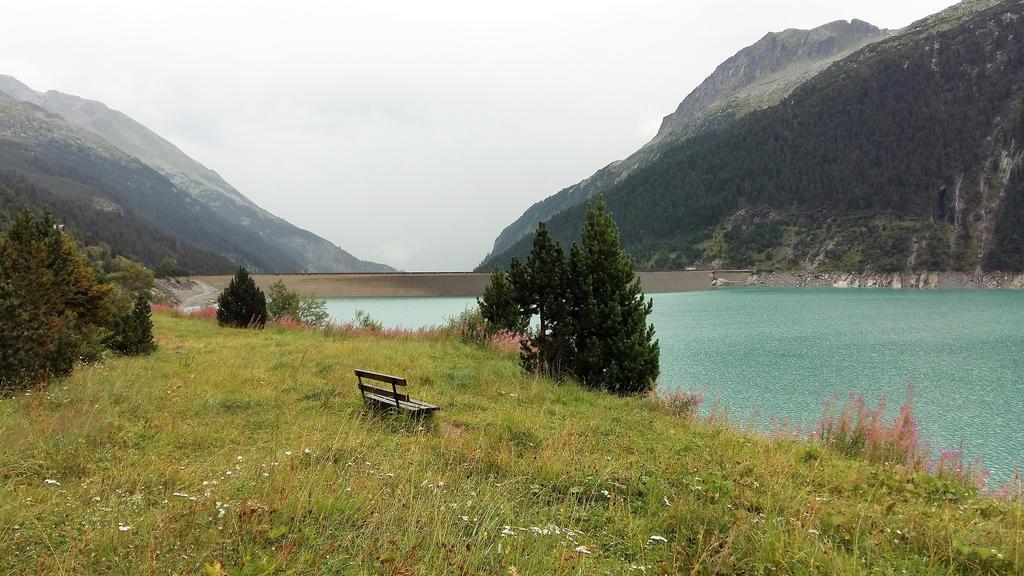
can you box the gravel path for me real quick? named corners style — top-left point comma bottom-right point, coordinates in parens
top-left (154, 278), bottom-right (220, 309)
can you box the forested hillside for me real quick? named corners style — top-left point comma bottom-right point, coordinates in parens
top-left (484, 0), bottom-right (1024, 273)
top-left (0, 173), bottom-right (233, 273)
top-left (0, 84), bottom-right (393, 274)
top-left (479, 19), bottom-right (892, 269)
top-left (0, 76), bottom-right (393, 273)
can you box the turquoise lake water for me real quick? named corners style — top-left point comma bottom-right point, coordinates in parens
top-left (324, 289), bottom-right (1024, 481)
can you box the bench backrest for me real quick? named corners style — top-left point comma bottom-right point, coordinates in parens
top-left (355, 369), bottom-right (409, 406)
top-left (357, 382), bottom-right (410, 402)
top-left (355, 369), bottom-right (407, 387)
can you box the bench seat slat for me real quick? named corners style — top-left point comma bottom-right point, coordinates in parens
top-left (363, 393), bottom-right (439, 415)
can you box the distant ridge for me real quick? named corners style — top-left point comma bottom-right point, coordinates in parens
top-left (0, 75), bottom-right (393, 273)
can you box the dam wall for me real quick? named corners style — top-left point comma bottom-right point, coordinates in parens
top-left (192, 270), bottom-right (754, 298)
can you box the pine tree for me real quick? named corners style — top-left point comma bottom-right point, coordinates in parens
top-left (108, 294), bottom-right (156, 356)
top-left (266, 280), bottom-right (301, 320)
top-left (478, 267), bottom-right (526, 334)
top-left (568, 199), bottom-right (659, 394)
top-left (514, 223), bottom-right (572, 379)
top-left (0, 210), bottom-right (112, 390)
top-left (216, 267), bottom-right (267, 328)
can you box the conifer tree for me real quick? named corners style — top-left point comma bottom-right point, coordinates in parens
top-left (568, 199), bottom-right (659, 394)
top-left (216, 267), bottom-right (267, 328)
top-left (514, 223), bottom-right (572, 379)
top-left (266, 280), bottom-right (301, 320)
top-left (0, 210), bottom-right (112, 390)
top-left (108, 294), bottom-right (156, 356)
top-left (478, 267), bottom-right (526, 334)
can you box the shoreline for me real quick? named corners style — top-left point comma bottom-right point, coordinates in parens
top-left (746, 271), bottom-right (1024, 289)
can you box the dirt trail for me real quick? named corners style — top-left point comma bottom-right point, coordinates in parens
top-left (153, 278), bottom-right (220, 309)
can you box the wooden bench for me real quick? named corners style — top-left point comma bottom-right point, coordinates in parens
top-left (355, 369), bottom-right (439, 417)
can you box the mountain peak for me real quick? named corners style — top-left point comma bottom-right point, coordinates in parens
top-left (480, 17), bottom-right (890, 267)
top-left (653, 18), bottom-right (887, 144)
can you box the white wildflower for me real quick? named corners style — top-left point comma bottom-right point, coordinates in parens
top-left (44, 479), bottom-right (60, 486)
top-left (574, 545), bottom-right (591, 555)
top-left (648, 535), bottom-right (668, 546)
top-left (117, 524), bottom-right (132, 532)
top-left (501, 526), bottom-right (515, 537)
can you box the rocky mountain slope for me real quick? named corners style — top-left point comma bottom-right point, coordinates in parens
top-left (480, 18), bottom-right (891, 267)
top-left (483, 0), bottom-right (1023, 275)
top-left (0, 76), bottom-right (392, 273)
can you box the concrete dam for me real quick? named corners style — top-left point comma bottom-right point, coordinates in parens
top-left (192, 270), bottom-right (754, 298)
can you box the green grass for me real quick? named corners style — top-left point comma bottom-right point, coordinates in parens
top-left (0, 313), bottom-right (1020, 575)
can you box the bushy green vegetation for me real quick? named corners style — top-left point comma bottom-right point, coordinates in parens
top-left (0, 210), bottom-right (164, 390)
top-left (106, 295), bottom-right (157, 356)
top-left (354, 309), bottom-right (383, 331)
top-left (485, 2), bottom-right (1024, 273)
top-left (216, 267), bottom-right (268, 329)
top-left (266, 280), bottom-right (331, 328)
top-left (267, 280), bottom-right (302, 320)
top-left (0, 211), bottom-right (112, 391)
top-left (0, 311), bottom-right (1020, 574)
top-left (477, 266), bottom-right (526, 334)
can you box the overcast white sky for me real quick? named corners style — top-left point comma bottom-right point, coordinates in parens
top-left (1, 0), bottom-right (957, 270)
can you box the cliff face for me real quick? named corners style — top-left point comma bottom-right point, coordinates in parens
top-left (651, 19), bottom-right (886, 148)
top-left (480, 19), bottom-right (890, 268)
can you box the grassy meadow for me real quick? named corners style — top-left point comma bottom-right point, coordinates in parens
top-left (0, 312), bottom-right (1021, 575)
